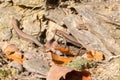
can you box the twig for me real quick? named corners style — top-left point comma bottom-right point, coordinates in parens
top-left (108, 55), bottom-right (120, 61)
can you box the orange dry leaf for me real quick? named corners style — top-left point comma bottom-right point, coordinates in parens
top-left (87, 50), bottom-right (104, 60)
top-left (1, 43), bottom-right (26, 64)
top-left (51, 53), bottom-right (75, 65)
top-left (54, 47), bottom-right (75, 56)
top-left (7, 50), bottom-right (26, 64)
top-left (47, 65), bottom-right (91, 80)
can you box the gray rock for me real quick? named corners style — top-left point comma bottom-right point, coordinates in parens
top-left (23, 58), bottom-right (49, 75)
top-left (45, 8), bottom-right (66, 25)
top-left (22, 16), bottom-right (41, 35)
top-left (0, 6), bottom-right (22, 41)
top-left (46, 21), bottom-right (64, 41)
top-left (8, 61), bottom-right (23, 72)
top-left (1, 29), bottom-right (12, 41)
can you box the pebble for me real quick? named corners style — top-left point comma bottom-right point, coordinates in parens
top-left (23, 58), bottom-right (50, 75)
top-left (8, 61), bottom-right (23, 72)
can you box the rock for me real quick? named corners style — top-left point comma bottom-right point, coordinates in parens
top-left (24, 52), bottom-right (34, 60)
top-left (22, 15), bottom-right (41, 35)
top-left (46, 21), bottom-right (65, 41)
top-left (8, 61), bottom-right (23, 72)
top-left (0, 29), bottom-right (12, 41)
top-left (45, 8), bottom-right (66, 25)
top-left (114, 30), bottom-right (120, 39)
top-left (0, 6), bottom-right (22, 41)
top-left (12, 0), bottom-right (45, 8)
top-left (23, 48), bottom-right (45, 60)
top-left (0, 6), bottom-right (21, 26)
top-left (0, 28), bottom-right (12, 41)
top-left (116, 39), bottom-right (120, 45)
top-left (23, 58), bottom-right (49, 75)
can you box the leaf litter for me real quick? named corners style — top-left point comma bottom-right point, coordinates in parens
top-left (0, 0), bottom-right (120, 80)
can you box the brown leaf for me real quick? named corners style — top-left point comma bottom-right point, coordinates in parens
top-left (47, 65), bottom-right (91, 80)
top-left (7, 50), bottom-right (26, 64)
top-left (87, 50), bottom-right (104, 60)
top-left (2, 43), bottom-right (18, 54)
top-left (1, 43), bottom-right (26, 64)
top-left (47, 65), bottom-right (72, 80)
top-left (51, 53), bottom-right (75, 66)
top-left (54, 47), bottom-right (75, 56)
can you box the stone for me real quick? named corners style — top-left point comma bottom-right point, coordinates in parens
top-left (23, 58), bottom-right (49, 75)
top-left (0, 29), bottom-right (12, 41)
top-left (8, 61), bottom-right (23, 72)
top-left (12, 0), bottom-right (45, 8)
top-left (45, 8), bottom-right (66, 25)
top-left (46, 21), bottom-right (65, 41)
top-left (22, 15), bottom-right (41, 35)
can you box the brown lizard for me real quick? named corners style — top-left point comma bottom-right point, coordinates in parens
top-left (55, 29), bottom-right (82, 48)
top-left (11, 17), bottom-right (43, 47)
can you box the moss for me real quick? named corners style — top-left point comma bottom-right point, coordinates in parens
top-left (66, 57), bottom-right (97, 70)
top-left (0, 69), bottom-right (9, 77)
top-left (0, 68), bottom-right (20, 79)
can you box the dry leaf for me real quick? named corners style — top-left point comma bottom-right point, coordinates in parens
top-left (51, 53), bottom-right (75, 65)
top-left (1, 43), bottom-right (26, 64)
top-left (54, 47), bottom-right (74, 56)
top-left (47, 65), bottom-right (72, 80)
top-left (64, 70), bottom-right (91, 80)
top-left (47, 65), bottom-right (91, 80)
top-left (87, 50), bottom-right (104, 60)
top-left (81, 70), bottom-right (92, 80)
top-left (7, 50), bottom-right (26, 64)
top-left (1, 43), bottom-right (18, 54)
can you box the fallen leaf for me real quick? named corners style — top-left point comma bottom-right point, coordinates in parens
top-left (1, 43), bottom-right (26, 64)
top-left (2, 43), bottom-right (18, 54)
top-left (81, 70), bottom-right (92, 80)
top-left (87, 50), bottom-right (104, 60)
top-left (47, 65), bottom-right (91, 80)
top-left (7, 50), bottom-right (26, 64)
top-left (47, 65), bottom-right (72, 80)
top-left (51, 53), bottom-right (75, 66)
top-left (54, 47), bottom-right (75, 56)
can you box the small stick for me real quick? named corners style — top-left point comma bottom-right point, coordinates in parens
top-left (108, 55), bottom-right (120, 61)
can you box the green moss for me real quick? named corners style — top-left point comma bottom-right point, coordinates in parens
top-left (0, 69), bottom-right (9, 77)
top-left (66, 57), bottom-right (97, 70)
top-left (0, 68), bottom-right (20, 77)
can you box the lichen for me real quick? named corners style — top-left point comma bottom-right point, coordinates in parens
top-left (0, 69), bottom-right (9, 77)
top-left (66, 56), bottom-right (97, 70)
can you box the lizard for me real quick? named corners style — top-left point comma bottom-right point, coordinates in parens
top-left (11, 17), bottom-right (43, 47)
top-left (55, 29), bottom-right (83, 48)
